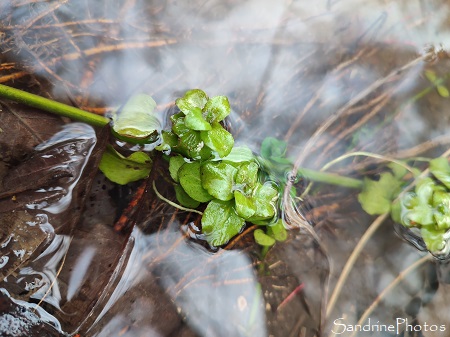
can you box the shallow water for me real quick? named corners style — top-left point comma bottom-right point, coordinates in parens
top-left (1, 0), bottom-right (450, 336)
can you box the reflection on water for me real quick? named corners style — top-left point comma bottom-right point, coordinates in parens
top-left (90, 227), bottom-right (266, 337)
top-left (1, 0), bottom-right (450, 336)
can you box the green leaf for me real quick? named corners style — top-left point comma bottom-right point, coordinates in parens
top-left (156, 130), bottom-right (178, 152)
top-left (405, 203), bottom-right (434, 226)
top-left (99, 145), bottom-right (152, 185)
top-left (253, 229), bottom-right (276, 247)
top-left (357, 172), bottom-right (403, 215)
top-left (430, 157), bottom-right (450, 189)
top-left (437, 85), bottom-right (450, 98)
top-left (247, 182), bottom-right (279, 223)
top-left (202, 199), bottom-right (245, 246)
top-left (421, 226), bottom-right (446, 252)
top-left (179, 162), bottom-right (213, 202)
top-left (176, 89), bottom-right (208, 114)
top-left (415, 177), bottom-right (435, 204)
top-left (203, 96), bottom-right (231, 123)
top-left (425, 70), bottom-right (437, 82)
top-left (235, 161), bottom-right (259, 187)
top-left (201, 162), bottom-right (237, 201)
top-left (200, 122), bottom-right (234, 158)
top-left (184, 107), bottom-right (212, 131)
top-left (388, 162), bottom-right (407, 179)
top-left (174, 184), bottom-right (201, 208)
top-left (179, 129), bottom-right (209, 159)
top-left (112, 94), bottom-right (160, 141)
top-left (169, 155), bottom-right (186, 183)
top-left (260, 137), bottom-right (287, 160)
top-left (234, 190), bottom-right (256, 219)
top-left (220, 146), bottom-right (255, 164)
top-left (432, 189), bottom-right (450, 207)
top-left (266, 219), bottom-right (288, 242)
top-left (171, 112), bottom-right (190, 136)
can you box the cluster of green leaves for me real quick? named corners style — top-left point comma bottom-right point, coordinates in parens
top-left (393, 158), bottom-right (450, 253)
top-left (358, 158), bottom-right (450, 255)
top-left (101, 89), bottom-right (287, 248)
top-left (160, 89), bottom-right (234, 160)
top-left (163, 90), bottom-right (282, 246)
top-left (169, 150), bottom-right (280, 246)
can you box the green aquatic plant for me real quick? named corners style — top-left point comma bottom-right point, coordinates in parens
top-left (2, 84), bottom-right (450, 254)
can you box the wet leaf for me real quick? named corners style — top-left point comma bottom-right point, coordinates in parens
top-left (358, 172), bottom-right (403, 215)
top-left (0, 291), bottom-right (61, 337)
top-left (179, 162), bottom-right (213, 203)
top-left (111, 94), bottom-right (160, 141)
top-left (260, 137), bottom-right (287, 160)
top-left (202, 199), bottom-right (245, 246)
top-left (234, 190), bottom-right (256, 219)
top-left (220, 146), bottom-right (255, 164)
top-left (247, 182), bottom-right (279, 223)
top-left (0, 102), bottom-right (63, 165)
top-left (184, 107), bottom-right (211, 131)
top-left (175, 89), bottom-right (209, 114)
top-left (174, 184), bottom-right (201, 208)
top-left (200, 122), bottom-right (234, 158)
top-left (0, 123), bottom-right (107, 281)
top-left (201, 162), bottom-right (237, 201)
top-left (430, 157), bottom-right (450, 189)
top-left (169, 155), bottom-right (186, 183)
top-left (203, 95), bottom-right (230, 123)
top-left (235, 161), bottom-right (259, 187)
top-left (99, 145), bottom-right (152, 185)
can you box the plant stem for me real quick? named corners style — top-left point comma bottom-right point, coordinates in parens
top-left (298, 167), bottom-right (363, 189)
top-left (0, 84), bottom-right (110, 127)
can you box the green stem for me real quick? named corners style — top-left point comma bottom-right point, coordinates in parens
top-left (298, 167), bottom-right (363, 189)
top-left (0, 84), bottom-right (110, 127)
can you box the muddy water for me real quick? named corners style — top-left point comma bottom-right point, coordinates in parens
top-left (1, 0), bottom-right (450, 336)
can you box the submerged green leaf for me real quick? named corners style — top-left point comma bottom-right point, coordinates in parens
top-left (358, 172), bottom-right (404, 215)
top-left (260, 137), bottom-right (287, 160)
top-left (201, 162), bottom-right (237, 201)
top-left (200, 122), bottom-right (234, 158)
top-left (202, 199), bottom-right (245, 246)
top-left (99, 145), bottom-right (152, 185)
top-left (179, 162), bottom-right (213, 202)
top-left (112, 94), bottom-right (160, 141)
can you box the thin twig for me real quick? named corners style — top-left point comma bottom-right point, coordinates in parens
top-left (34, 237), bottom-right (73, 311)
top-left (152, 181), bottom-right (203, 215)
top-left (348, 254), bottom-right (431, 337)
